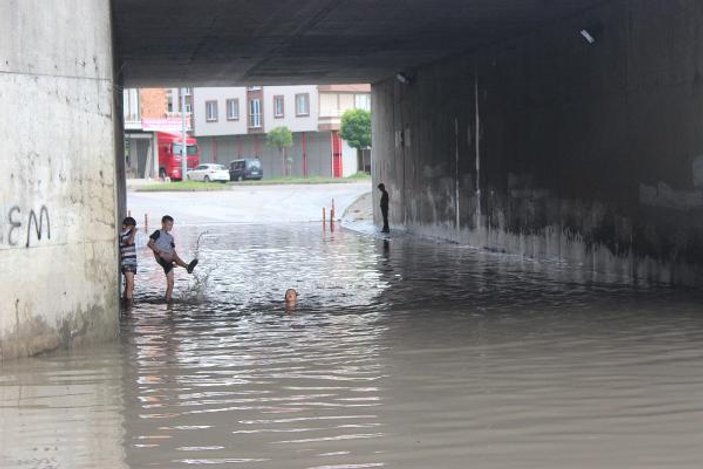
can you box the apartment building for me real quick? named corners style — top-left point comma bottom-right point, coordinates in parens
top-left (123, 88), bottom-right (193, 178)
top-left (192, 84), bottom-right (371, 178)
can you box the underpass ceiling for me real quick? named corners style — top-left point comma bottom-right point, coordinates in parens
top-left (114, 0), bottom-right (608, 86)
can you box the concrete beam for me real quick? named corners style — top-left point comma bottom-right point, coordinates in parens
top-left (114, 0), bottom-right (606, 87)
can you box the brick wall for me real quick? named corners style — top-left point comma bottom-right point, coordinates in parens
top-left (139, 88), bottom-right (168, 118)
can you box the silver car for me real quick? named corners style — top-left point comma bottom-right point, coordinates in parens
top-left (187, 164), bottom-right (230, 183)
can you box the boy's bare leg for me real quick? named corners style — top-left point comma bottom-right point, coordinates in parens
top-left (174, 251), bottom-right (198, 273)
top-left (124, 272), bottom-right (135, 300)
top-left (173, 252), bottom-right (189, 269)
top-left (165, 271), bottom-right (175, 301)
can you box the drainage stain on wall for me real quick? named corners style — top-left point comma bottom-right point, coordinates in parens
top-left (372, 0), bottom-right (703, 286)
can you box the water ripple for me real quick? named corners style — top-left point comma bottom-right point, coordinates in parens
top-left (2, 223), bottom-right (703, 468)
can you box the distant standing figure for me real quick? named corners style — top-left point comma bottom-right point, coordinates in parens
top-left (147, 215), bottom-right (198, 302)
top-left (378, 183), bottom-right (390, 233)
top-left (120, 216), bottom-right (138, 301)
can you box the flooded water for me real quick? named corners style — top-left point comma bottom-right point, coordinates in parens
top-left (2, 221), bottom-right (703, 468)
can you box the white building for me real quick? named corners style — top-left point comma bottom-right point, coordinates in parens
top-left (192, 84), bottom-right (371, 178)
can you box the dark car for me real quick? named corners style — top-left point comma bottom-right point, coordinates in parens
top-left (229, 158), bottom-right (263, 181)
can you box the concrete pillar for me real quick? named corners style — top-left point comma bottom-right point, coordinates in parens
top-left (372, 0), bottom-right (703, 285)
top-left (0, 0), bottom-right (118, 359)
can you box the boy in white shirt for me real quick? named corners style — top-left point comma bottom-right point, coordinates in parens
top-left (147, 215), bottom-right (198, 302)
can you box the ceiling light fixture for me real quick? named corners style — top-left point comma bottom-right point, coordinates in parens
top-left (395, 72), bottom-right (411, 85)
top-left (580, 29), bottom-right (596, 44)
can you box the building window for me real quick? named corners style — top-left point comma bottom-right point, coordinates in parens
top-left (184, 102), bottom-right (192, 114)
top-left (354, 94), bottom-right (371, 111)
top-left (226, 99), bottom-right (240, 120)
top-left (249, 98), bottom-right (261, 128)
top-left (122, 88), bottom-right (140, 122)
top-left (295, 93), bottom-right (310, 117)
top-left (205, 100), bottom-right (218, 122)
top-left (184, 87), bottom-right (192, 96)
top-left (273, 95), bottom-right (285, 118)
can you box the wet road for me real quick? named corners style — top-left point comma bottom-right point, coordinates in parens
top-left (127, 182), bottom-right (372, 225)
top-left (2, 190), bottom-right (703, 468)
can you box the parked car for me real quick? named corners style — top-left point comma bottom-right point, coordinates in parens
top-left (230, 158), bottom-right (263, 181)
top-left (186, 163), bottom-right (230, 183)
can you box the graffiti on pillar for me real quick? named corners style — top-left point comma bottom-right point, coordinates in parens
top-left (1, 205), bottom-right (51, 247)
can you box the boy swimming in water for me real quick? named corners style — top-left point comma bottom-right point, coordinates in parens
top-left (285, 288), bottom-right (298, 311)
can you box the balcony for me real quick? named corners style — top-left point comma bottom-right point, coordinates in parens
top-left (165, 111), bottom-right (192, 119)
top-left (124, 116), bottom-right (142, 130)
top-left (141, 117), bottom-right (192, 132)
top-left (318, 110), bottom-right (342, 131)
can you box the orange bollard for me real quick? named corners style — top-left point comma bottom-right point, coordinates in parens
top-left (322, 207), bottom-right (326, 224)
top-left (144, 213), bottom-right (148, 232)
top-left (128, 210), bottom-right (131, 217)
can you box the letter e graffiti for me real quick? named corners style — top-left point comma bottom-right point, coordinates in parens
top-left (8, 206), bottom-right (21, 246)
top-left (26, 206), bottom-right (50, 247)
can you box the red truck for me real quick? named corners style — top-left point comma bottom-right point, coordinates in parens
top-left (157, 132), bottom-right (200, 181)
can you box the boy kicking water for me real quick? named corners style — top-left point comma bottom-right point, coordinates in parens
top-left (147, 215), bottom-right (198, 302)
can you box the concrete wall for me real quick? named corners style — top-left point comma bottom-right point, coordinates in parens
top-left (373, 0), bottom-right (703, 285)
top-left (0, 0), bottom-right (118, 359)
top-left (342, 139), bottom-right (358, 177)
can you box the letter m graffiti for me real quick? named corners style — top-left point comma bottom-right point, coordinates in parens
top-left (26, 206), bottom-right (50, 247)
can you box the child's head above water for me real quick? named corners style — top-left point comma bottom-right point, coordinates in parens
top-left (122, 216), bottom-right (137, 229)
top-left (285, 288), bottom-right (298, 304)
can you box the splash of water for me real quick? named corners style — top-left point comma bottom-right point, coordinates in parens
top-left (179, 231), bottom-right (212, 304)
top-left (180, 266), bottom-right (213, 304)
top-left (193, 230), bottom-right (210, 258)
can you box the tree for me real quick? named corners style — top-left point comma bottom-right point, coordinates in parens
top-left (340, 109), bottom-right (371, 150)
top-left (266, 126), bottom-right (294, 177)
top-left (340, 109), bottom-right (372, 174)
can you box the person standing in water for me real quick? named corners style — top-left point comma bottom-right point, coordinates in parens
top-left (378, 183), bottom-right (390, 233)
top-left (119, 216), bottom-right (138, 302)
top-left (147, 215), bottom-right (198, 302)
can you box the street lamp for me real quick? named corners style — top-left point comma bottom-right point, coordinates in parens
top-left (181, 87), bottom-right (188, 181)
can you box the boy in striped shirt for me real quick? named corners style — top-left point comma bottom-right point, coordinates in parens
top-left (120, 216), bottom-right (138, 301)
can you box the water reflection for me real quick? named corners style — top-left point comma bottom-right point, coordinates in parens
top-left (0, 347), bottom-right (127, 468)
top-left (2, 223), bottom-right (703, 468)
top-left (121, 304), bottom-right (387, 467)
